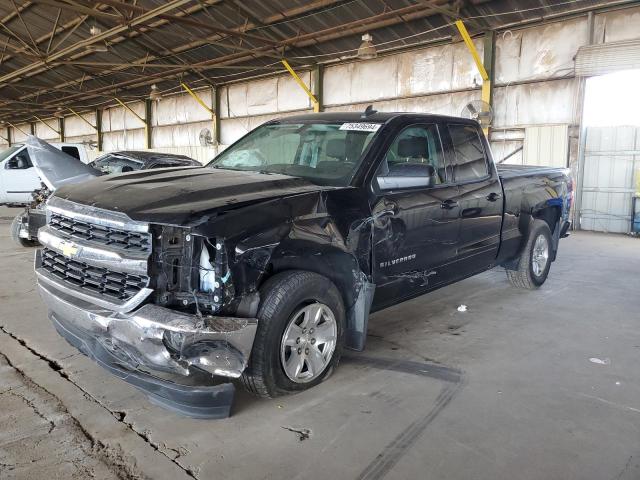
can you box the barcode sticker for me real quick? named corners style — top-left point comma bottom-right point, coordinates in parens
top-left (339, 123), bottom-right (381, 132)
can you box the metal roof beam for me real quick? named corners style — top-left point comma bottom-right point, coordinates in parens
top-left (86, 0), bottom-right (280, 46)
top-left (7, 2), bottom-right (448, 110)
top-left (0, 0), bottom-right (192, 84)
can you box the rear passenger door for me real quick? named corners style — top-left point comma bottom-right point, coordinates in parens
top-left (444, 123), bottom-right (503, 274)
top-left (371, 124), bottom-right (461, 308)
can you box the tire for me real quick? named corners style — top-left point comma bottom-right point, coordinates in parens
top-left (241, 270), bottom-right (345, 398)
top-left (506, 219), bottom-right (553, 289)
top-left (10, 213), bottom-right (37, 247)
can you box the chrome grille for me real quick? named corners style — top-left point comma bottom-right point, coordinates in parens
top-left (49, 212), bottom-right (150, 252)
top-left (41, 248), bottom-right (149, 301)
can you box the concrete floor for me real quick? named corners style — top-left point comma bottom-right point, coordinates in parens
top-left (0, 205), bottom-right (639, 480)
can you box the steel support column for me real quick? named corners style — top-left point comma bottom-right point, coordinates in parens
top-left (213, 85), bottom-right (221, 146)
top-left (58, 117), bottom-right (65, 142)
top-left (95, 109), bottom-right (103, 152)
top-left (313, 64), bottom-right (324, 112)
top-left (145, 99), bottom-right (152, 149)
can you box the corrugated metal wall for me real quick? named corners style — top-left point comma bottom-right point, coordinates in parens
top-left (1, 5), bottom-right (639, 169)
top-left (579, 126), bottom-right (640, 233)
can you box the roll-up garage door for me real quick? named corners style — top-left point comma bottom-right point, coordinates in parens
top-left (575, 39), bottom-right (640, 76)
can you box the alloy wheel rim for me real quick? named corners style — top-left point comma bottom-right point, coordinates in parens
top-left (532, 234), bottom-right (549, 277)
top-left (280, 303), bottom-right (337, 383)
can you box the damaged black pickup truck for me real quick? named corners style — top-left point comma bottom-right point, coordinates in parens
top-left (35, 111), bottom-right (572, 418)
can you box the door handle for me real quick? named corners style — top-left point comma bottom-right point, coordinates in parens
top-left (440, 199), bottom-right (459, 210)
top-left (486, 192), bottom-right (502, 202)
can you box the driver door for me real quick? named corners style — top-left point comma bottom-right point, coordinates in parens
top-left (2, 148), bottom-right (41, 204)
top-left (371, 123), bottom-right (461, 309)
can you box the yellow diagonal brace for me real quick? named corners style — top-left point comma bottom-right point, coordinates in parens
top-left (67, 107), bottom-right (99, 132)
top-left (7, 122), bottom-right (28, 136)
top-left (281, 59), bottom-right (320, 112)
top-left (33, 115), bottom-right (60, 136)
top-left (114, 98), bottom-right (146, 126)
top-left (455, 20), bottom-right (489, 81)
top-left (181, 82), bottom-right (215, 116)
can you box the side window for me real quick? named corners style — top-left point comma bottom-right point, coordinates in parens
top-left (447, 124), bottom-right (488, 182)
top-left (376, 124), bottom-right (446, 189)
top-left (61, 146), bottom-right (80, 160)
top-left (93, 156), bottom-right (141, 173)
top-left (5, 150), bottom-right (32, 170)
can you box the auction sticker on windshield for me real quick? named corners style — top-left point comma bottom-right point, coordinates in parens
top-left (339, 123), bottom-right (381, 132)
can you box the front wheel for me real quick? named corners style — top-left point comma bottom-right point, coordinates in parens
top-left (10, 213), bottom-right (37, 247)
top-left (506, 219), bottom-right (553, 289)
top-left (241, 271), bottom-right (345, 398)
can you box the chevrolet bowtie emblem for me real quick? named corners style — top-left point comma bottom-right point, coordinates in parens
top-left (61, 241), bottom-right (79, 258)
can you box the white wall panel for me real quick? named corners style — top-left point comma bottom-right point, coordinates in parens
top-left (152, 120), bottom-right (212, 148)
top-left (277, 73), bottom-right (311, 111)
top-left (219, 110), bottom-right (312, 146)
top-left (65, 112), bottom-right (96, 137)
top-left (496, 19), bottom-right (587, 83)
top-left (594, 6), bottom-right (640, 43)
top-left (226, 83), bottom-right (249, 118)
top-left (247, 77), bottom-right (278, 115)
top-left (398, 90), bottom-right (481, 116)
top-left (221, 73), bottom-right (313, 120)
top-left (350, 56), bottom-right (399, 103)
top-left (325, 40), bottom-right (482, 106)
top-left (104, 103), bottom-right (146, 132)
top-left (493, 78), bottom-right (579, 127)
top-left (398, 44), bottom-right (454, 95)
top-left (523, 125), bottom-right (569, 167)
top-left (103, 128), bottom-right (145, 151)
top-left (12, 124), bottom-right (29, 143)
top-left (153, 89), bottom-right (212, 126)
top-left (324, 90), bottom-right (480, 117)
top-left (35, 120), bottom-right (59, 141)
top-left (450, 40), bottom-right (484, 90)
top-left (323, 63), bottom-right (353, 105)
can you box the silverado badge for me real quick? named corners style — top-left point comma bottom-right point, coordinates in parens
top-left (60, 241), bottom-right (79, 258)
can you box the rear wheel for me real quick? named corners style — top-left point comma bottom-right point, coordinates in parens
top-left (10, 213), bottom-right (37, 247)
top-left (506, 219), bottom-right (553, 289)
top-left (241, 270), bottom-right (345, 398)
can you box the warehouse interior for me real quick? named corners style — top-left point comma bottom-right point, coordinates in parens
top-left (1, 1), bottom-right (639, 479)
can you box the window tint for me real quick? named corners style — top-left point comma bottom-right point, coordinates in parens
top-left (61, 146), bottom-right (80, 160)
top-left (377, 124), bottom-right (446, 186)
top-left (447, 124), bottom-right (488, 182)
top-left (5, 149), bottom-right (32, 169)
top-left (92, 155), bottom-right (142, 174)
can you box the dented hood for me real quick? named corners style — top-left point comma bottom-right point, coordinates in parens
top-left (53, 166), bottom-right (339, 225)
top-left (27, 136), bottom-right (99, 190)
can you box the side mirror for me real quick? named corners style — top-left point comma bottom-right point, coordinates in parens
top-left (377, 175), bottom-right (433, 190)
top-left (6, 158), bottom-right (18, 169)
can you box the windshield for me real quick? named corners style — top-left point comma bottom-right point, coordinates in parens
top-left (0, 145), bottom-right (22, 163)
top-left (207, 122), bottom-right (381, 186)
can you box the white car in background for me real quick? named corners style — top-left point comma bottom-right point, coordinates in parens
top-left (0, 142), bottom-right (90, 206)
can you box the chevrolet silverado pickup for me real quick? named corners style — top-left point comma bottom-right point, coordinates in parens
top-left (34, 111), bottom-right (572, 418)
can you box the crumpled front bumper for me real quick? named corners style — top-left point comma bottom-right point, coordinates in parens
top-left (36, 251), bottom-right (258, 418)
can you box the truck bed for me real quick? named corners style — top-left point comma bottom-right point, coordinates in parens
top-left (497, 163), bottom-right (569, 179)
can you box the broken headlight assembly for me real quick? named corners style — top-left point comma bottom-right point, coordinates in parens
top-left (152, 226), bottom-right (234, 315)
